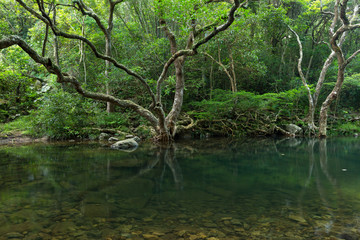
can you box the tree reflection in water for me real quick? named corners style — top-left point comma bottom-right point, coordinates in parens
top-left (2, 139), bottom-right (360, 239)
top-left (296, 138), bottom-right (349, 236)
top-left (137, 144), bottom-right (183, 190)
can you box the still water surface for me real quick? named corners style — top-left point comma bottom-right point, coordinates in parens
top-left (1, 138), bottom-right (360, 239)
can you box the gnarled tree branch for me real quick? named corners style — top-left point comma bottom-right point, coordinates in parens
top-left (0, 35), bottom-right (159, 129)
top-left (14, 0), bottom-right (156, 106)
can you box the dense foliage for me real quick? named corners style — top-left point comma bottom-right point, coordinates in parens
top-left (1, 0), bottom-right (360, 139)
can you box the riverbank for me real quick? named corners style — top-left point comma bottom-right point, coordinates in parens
top-left (0, 131), bottom-right (49, 145)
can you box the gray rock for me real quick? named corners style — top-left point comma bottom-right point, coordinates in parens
top-left (125, 135), bottom-right (134, 139)
top-left (108, 137), bottom-right (119, 142)
top-left (285, 124), bottom-right (303, 135)
top-left (111, 137), bottom-right (140, 150)
top-left (99, 133), bottom-right (110, 141)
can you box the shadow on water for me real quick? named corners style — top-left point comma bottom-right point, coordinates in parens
top-left (1, 138), bottom-right (360, 239)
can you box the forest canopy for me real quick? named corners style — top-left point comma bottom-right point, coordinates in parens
top-left (1, 0), bottom-right (360, 141)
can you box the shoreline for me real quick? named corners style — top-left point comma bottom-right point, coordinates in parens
top-left (0, 133), bottom-right (49, 146)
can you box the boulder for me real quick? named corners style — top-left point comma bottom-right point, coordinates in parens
top-left (285, 124), bottom-right (303, 136)
top-left (108, 137), bottom-right (119, 142)
top-left (111, 137), bottom-right (141, 150)
top-left (99, 133), bottom-right (110, 141)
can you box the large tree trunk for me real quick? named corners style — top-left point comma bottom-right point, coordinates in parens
top-left (318, 0), bottom-right (360, 137)
top-left (308, 51), bottom-right (336, 126)
top-left (288, 26), bottom-right (316, 132)
top-left (318, 66), bottom-right (345, 137)
top-left (165, 57), bottom-right (185, 138)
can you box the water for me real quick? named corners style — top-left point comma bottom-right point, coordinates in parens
top-left (1, 138), bottom-right (360, 239)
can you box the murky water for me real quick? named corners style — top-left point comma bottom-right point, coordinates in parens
top-left (1, 138), bottom-right (360, 239)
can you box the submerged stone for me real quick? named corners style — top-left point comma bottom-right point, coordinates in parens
top-left (230, 219), bottom-right (242, 225)
top-left (101, 228), bottom-right (118, 239)
top-left (8, 209), bottom-right (35, 224)
top-left (142, 233), bottom-right (158, 239)
top-left (116, 224), bottom-right (133, 232)
top-left (288, 214), bottom-right (307, 225)
top-left (0, 222), bottom-right (42, 237)
top-left (203, 222), bottom-right (217, 228)
top-left (51, 221), bottom-right (77, 234)
top-left (5, 232), bottom-right (24, 238)
top-left (81, 204), bottom-right (114, 218)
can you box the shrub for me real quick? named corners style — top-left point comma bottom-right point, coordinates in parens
top-left (30, 89), bottom-right (98, 139)
top-left (336, 122), bottom-right (360, 136)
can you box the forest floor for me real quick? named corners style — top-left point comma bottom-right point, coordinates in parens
top-left (0, 131), bottom-right (48, 145)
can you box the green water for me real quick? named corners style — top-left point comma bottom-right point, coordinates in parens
top-left (1, 138), bottom-right (360, 239)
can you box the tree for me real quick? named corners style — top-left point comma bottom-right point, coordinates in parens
top-left (289, 0), bottom-right (360, 136)
top-left (318, 0), bottom-right (360, 137)
top-left (0, 0), bottom-right (244, 141)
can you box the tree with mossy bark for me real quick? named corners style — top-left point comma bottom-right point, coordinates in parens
top-left (0, 0), bottom-right (245, 142)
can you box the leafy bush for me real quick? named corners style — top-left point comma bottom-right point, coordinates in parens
top-left (29, 89), bottom-right (98, 139)
top-left (189, 89), bottom-right (262, 120)
top-left (338, 74), bottom-right (360, 111)
top-left (184, 87), bottom-right (310, 137)
top-left (94, 111), bottom-right (132, 133)
top-left (336, 122), bottom-right (360, 136)
top-left (189, 87), bottom-right (310, 121)
top-left (321, 74), bottom-right (360, 112)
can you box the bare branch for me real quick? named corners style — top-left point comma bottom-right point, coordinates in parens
top-left (321, 11), bottom-right (335, 16)
top-left (203, 52), bottom-right (234, 87)
top-left (345, 49), bottom-right (360, 66)
top-left (288, 26), bottom-right (314, 111)
top-left (73, 0), bottom-right (107, 35)
top-left (288, 26), bottom-right (307, 84)
top-left (159, 19), bottom-right (177, 55)
top-left (155, 0), bottom-right (243, 104)
top-left (15, 0), bottom-right (49, 24)
top-left (340, 0), bottom-right (350, 25)
top-left (194, 21), bottom-right (220, 38)
top-left (193, 0), bottom-right (243, 52)
top-left (329, 0), bottom-right (340, 36)
top-left (108, 0), bottom-right (124, 32)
